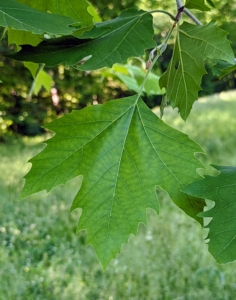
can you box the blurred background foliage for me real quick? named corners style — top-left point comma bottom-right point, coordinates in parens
top-left (0, 0), bottom-right (235, 138)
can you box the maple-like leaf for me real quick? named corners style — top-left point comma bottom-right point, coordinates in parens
top-left (21, 95), bottom-right (205, 267)
top-left (159, 21), bottom-right (235, 120)
top-left (7, 9), bottom-right (156, 71)
top-left (0, 0), bottom-right (77, 35)
top-left (184, 165), bottom-right (236, 264)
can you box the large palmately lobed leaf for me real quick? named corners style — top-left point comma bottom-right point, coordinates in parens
top-left (21, 95), bottom-right (205, 267)
top-left (159, 21), bottom-right (235, 120)
top-left (0, 0), bottom-right (78, 35)
top-left (7, 9), bottom-right (156, 71)
top-left (184, 166), bottom-right (236, 264)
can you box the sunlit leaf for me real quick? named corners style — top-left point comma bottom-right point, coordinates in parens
top-left (21, 95), bottom-right (205, 267)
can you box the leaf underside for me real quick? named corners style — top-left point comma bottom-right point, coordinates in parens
top-left (7, 9), bottom-right (156, 71)
top-left (184, 166), bottom-right (236, 264)
top-left (21, 95), bottom-right (205, 268)
top-left (0, 0), bottom-right (78, 35)
top-left (159, 21), bottom-right (235, 120)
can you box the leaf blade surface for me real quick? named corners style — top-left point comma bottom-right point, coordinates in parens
top-left (159, 22), bottom-right (234, 120)
top-left (0, 0), bottom-right (77, 35)
top-left (21, 95), bottom-right (205, 267)
top-left (184, 166), bottom-right (236, 264)
top-left (7, 9), bottom-right (156, 71)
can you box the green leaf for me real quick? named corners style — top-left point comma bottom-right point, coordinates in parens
top-left (102, 64), bottom-right (164, 95)
top-left (18, 0), bottom-right (94, 35)
top-left (7, 9), bottom-right (156, 71)
top-left (159, 22), bottom-right (234, 120)
top-left (8, 28), bottom-right (42, 50)
top-left (184, 166), bottom-right (236, 264)
top-left (0, 0), bottom-right (78, 35)
top-left (185, 0), bottom-right (211, 11)
top-left (24, 62), bottom-right (52, 95)
top-left (212, 60), bottom-right (236, 79)
top-left (21, 95), bottom-right (205, 267)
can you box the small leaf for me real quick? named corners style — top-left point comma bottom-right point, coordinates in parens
top-left (0, 0), bottom-right (78, 35)
top-left (102, 64), bottom-right (164, 95)
top-left (24, 62), bottom-right (52, 95)
top-left (21, 95), bottom-right (205, 267)
top-left (7, 9), bottom-right (156, 71)
top-left (159, 22), bottom-right (234, 120)
top-left (212, 60), bottom-right (236, 79)
top-left (184, 165), bottom-right (236, 264)
top-left (185, 0), bottom-right (211, 11)
top-left (8, 28), bottom-right (42, 50)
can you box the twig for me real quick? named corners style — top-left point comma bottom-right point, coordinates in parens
top-left (183, 8), bottom-right (202, 25)
top-left (175, 0), bottom-right (202, 25)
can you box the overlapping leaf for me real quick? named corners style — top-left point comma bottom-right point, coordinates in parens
top-left (185, 0), bottom-right (212, 11)
top-left (18, 0), bottom-right (93, 35)
top-left (7, 9), bottom-right (156, 71)
top-left (212, 60), bottom-right (236, 79)
top-left (0, 0), bottom-right (78, 35)
top-left (159, 21), bottom-right (235, 120)
top-left (21, 95), bottom-right (205, 267)
top-left (184, 166), bottom-right (236, 264)
top-left (102, 64), bottom-right (164, 95)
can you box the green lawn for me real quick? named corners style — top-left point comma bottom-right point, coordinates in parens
top-left (1, 91), bottom-right (236, 300)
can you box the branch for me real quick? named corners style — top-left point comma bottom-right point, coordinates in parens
top-left (183, 8), bottom-right (202, 25)
top-left (175, 0), bottom-right (202, 25)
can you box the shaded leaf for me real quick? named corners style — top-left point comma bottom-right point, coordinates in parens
top-left (185, 0), bottom-right (211, 11)
top-left (0, 0), bottom-right (78, 35)
top-left (21, 95), bottom-right (205, 267)
top-left (7, 9), bottom-right (156, 71)
top-left (18, 0), bottom-right (94, 35)
top-left (212, 60), bottom-right (236, 79)
top-left (159, 22), bottom-right (234, 120)
top-left (184, 165), bottom-right (236, 264)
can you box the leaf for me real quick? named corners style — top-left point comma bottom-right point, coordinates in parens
top-left (212, 60), bottom-right (236, 79)
top-left (24, 62), bottom-right (52, 95)
top-left (7, 9), bottom-right (156, 71)
top-left (8, 28), bottom-right (42, 49)
top-left (185, 0), bottom-right (211, 11)
top-left (21, 95), bottom-right (205, 267)
top-left (159, 21), bottom-right (234, 120)
top-left (0, 0), bottom-right (78, 35)
top-left (184, 165), bottom-right (236, 264)
top-left (102, 64), bottom-right (164, 95)
top-left (18, 0), bottom-right (94, 35)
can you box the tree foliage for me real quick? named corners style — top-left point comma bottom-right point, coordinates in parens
top-left (0, 0), bottom-right (236, 268)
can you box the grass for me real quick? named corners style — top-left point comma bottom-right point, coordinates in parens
top-left (1, 91), bottom-right (236, 300)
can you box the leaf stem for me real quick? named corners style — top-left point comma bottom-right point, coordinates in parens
top-left (150, 9), bottom-right (176, 21)
top-left (0, 27), bottom-right (7, 41)
top-left (136, 26), bottom-right (175, 101)
top-left (27, 63), bottom-right (45, 101)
